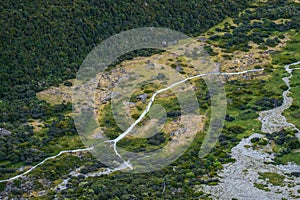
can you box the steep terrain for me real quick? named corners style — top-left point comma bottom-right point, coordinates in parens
top-left (0, 0), bottom-right (300, 199)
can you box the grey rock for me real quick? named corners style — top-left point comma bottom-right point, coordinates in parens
top-left (0, 128), bottom-right (11, 137)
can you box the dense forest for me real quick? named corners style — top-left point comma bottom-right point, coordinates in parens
top-left (0, 0), bottom-right (249, 181)
top-left (0, 0), bottom-right (248, 127)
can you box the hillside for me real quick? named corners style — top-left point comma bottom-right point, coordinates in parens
top-left (1, 0), bottom-right (300, 199)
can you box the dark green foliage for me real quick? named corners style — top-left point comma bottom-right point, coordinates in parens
top-left (63, 81), bottom-right (73, 87)
top-left (238, 110), bottom-right (259, 120)
top-left (0, 0), bottom-right (250, 134)
top-left (0, 0), bottom-right (248, 98)
top-left (2, 0), bottom-right (300, 199)
top-left (46, 115), bottom-right (77, 138)
top-left (227, 126), bottom-right (246, 134)
top-left (147, 132), bottom-right (165, 145)
top-left (0, 183), bottom-right (6, 192)
top-left (209, 0), bottom-right (300, 52)
top-left (225, 114), bottom-right (235, 122)
top-left (204, 45), bottom-right (218, 56)
top-left (1, 3), bottom-right (254, 177)
top-left (255, 97), bottom-right (283, 110)
top-left (250, 137), bottom-right (260, 143)
top-left (266, 130), bottom-right (300, 156)
top-left (0, 114), bottom-right (77, 179)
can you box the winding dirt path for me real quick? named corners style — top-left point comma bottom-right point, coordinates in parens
top-left (0, 68), bottom-right (263, 183)
top-left (0, 147), bottom-right (93, 183)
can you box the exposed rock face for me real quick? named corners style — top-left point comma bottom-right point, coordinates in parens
top-left (201, 133), bottom-right (300, 200)
top-left (136, 94), bottom-right (148, 102)
top-left (0, 128), bottom-right (11, 137)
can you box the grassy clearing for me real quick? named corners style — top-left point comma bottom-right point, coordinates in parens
top-left (274, 152), bottom-right (300, 165)
top-left (39, 135), bottom-right (84, 154)
top-left (205, 17), bottom-right (235, 36)
top-left (36, 80), bottom-right (74, 105)
top-left (290, 64), bottom-right (300, 69)
top-left (284, 70), bottom-right (300, 129)
top-left (224, 69), bottom-right (286, 134)
top-left (254, 182), bottom-right (270, 192)
top-left (272, 30), bottom-right (300, 65)
top-left (258, 172), bottom-right (285, 186)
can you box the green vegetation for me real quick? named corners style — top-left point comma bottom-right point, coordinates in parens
top-left (207, 1), bottom-right (300, 53)
top-left (1, 0), bottom-right (300, 199)
top-left (258, 172), bottom-right (285, 186)
top-left (0, 1), bottom-right (250, 184)
top-left (284, 70), bottom-right (300, 128)
top-left (0, 0), bottom-right (249, 127)
top-left (254, 182), bottom-right (270, 192)
top-left (272, 31), bottom-right (300, 65)
top-left (224, 67), bottom-right (287, 137)
top-left (273, 47), bottom-right (300, 167)
top-left (0, 114), bottom-right (84, 181)
top-left (274, 152), bottom-right (300, 165)
top-left (253, 128), bottom-right (300, 167)
top-left (0, 183), bottom-right (5, 192)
